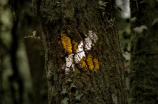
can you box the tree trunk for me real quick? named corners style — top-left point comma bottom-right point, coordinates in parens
top-left (34, 0), bottom-right (127, 104)
top-left (21, 5), bottom-right (48, 104)
top-left (7, 0), bottom-right (48, 103)
top-left (10, 6), bottom-right (24, 104)
top-left (24, 21), bottom-right (47, 104)
top-left (130, 0), bottom-right (158, 103)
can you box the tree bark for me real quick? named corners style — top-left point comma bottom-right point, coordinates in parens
top-left (34, 0), bottom-right (127, 104)
top-left (130, 0), bottom-right (158, 103)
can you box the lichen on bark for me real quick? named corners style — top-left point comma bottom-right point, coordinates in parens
top-left (33, 0), bottom-right (128, 104)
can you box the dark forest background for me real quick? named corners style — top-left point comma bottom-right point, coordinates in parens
top-left (1, 0), bottom-right (157, 104)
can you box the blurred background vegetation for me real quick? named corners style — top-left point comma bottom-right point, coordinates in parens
top-left (0, 0), bottom-right (130, 104)
top-left (0, 0), bottom-right (47, 104)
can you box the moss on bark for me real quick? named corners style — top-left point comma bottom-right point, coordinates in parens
top-left (34, 0), bottom-right (128, 103)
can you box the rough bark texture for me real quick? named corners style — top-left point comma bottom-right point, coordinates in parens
top-left (130, 0), bottom-right (158, 104)
top-left (34, 0), bottom-right (127, 104)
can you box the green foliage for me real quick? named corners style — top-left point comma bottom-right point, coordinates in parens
top-left (61, 76), bottom-right (84, 104)
top-left (130, 17), bottom-right (137, 22)
top-left (61, 97), bottom-right (69, 104)
top-left (133, 25), bottom-right (147, 33)
top-left (98, 0), bottom-right (107, 10)
top-left (152, 18), bottom-right (158, 25)
top-left (70, 83), bottom-right (76, 89)
top-left (61, 88), bottom-right (68, 95)
top-left (130, 0), bottom-right (158, 103)
top-left (74, 91), bottom-right (84, 101)
top-left (67, 78), bottom-right (72, 82)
